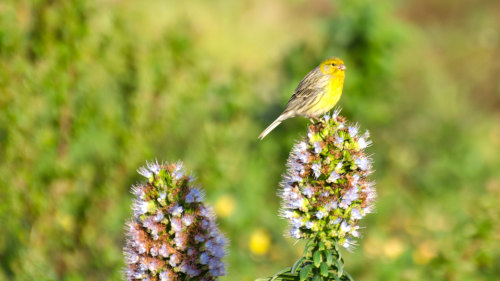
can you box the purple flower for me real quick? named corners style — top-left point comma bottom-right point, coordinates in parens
top-left (169, 204), bottom-right (183, 217)
top-left (348, 126), bottom-right (359, 137)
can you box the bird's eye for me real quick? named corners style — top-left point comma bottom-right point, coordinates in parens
top-left (331, 63), bottom-right (336, 66)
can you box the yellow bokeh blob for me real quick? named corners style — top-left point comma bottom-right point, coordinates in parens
top-left (383, 238), bottom-right (405, 259)
top-left (214, 194), bottom-right (236, 218)
top-left (412, 241), bottom-right (437, 265)
top-left (249, 228), bottom-right (271, 255)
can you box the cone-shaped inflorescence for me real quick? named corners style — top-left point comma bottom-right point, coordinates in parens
top-left (124, 161), bottom-right (227, 281)
top-left (280, 110), bottom-right (375, 250)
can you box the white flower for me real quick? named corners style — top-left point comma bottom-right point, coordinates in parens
top-left (296, 141), bottom-right (308, 152)
top-left (315, 211), bottom-right (325, 219)
top-left (172, 162), bottom-right (184, 180)
top-left (313, 142), bottom-right (322, 155)
top-left (134, 200), bottom-right (149, 216)
top-left (355, 157), bottom-right (370, 171)
top-left (343, 238), bottom-right (356, 250)
top-left (182, 214), bottom-right (194, 226)
top-left (290, 227), bottom-right (301, 238)
top-left (307, 131), bottom-right (314, 140)
top-left (341, 221), bottom-right (351, 232)
top-left (150, 246), bottom-right (159, 257)
top-left (326, 200), bottom-right (338, 211)
top-left (297, 151), bottom-right (310, 164)
top-left (147, 160), bottom-right (161, 174)
top-left (159, 192), bottom-right (166, 201)
top-left (311, 163), bottom-right (321, 178)
top-left (327, 171), bottom-right (340, 183)
top-left (159, 271), bottom-right (171, 281)
top-left (331, 218), bottom-right (341, 225)
top-left (292, 217), bottom-right (303, 228)
top-left (153, 212), bottom-right (164, 222)
top-left (171, 218), bottom-right (182, 232)
top-left (282, 210), bottom-right (294, 219)
top-left (137, 166), bottom-right (152, 178)
top-left (302, 187), bottom-right (314, 198)
top-left (169, 253), bottom-right (180, 267)
top-left (305, 221), bottom-right (314, 229)
top-left (351, 208), bottom-right (363, 220)
top-left (332, 109), bottom-right (340, 119)
top-left (288, 198), bottom-right (304, 209)
top-left (351, 174), bottom-right (360, 185)
top-left (340, 188), bottom-right (359, 209)
top-left (335, 161), bottom-right (343, 172)
top-left (351, 225), bottom-right (360, 237)
top-left (358, 137), bottom-right (368, 149)
top-left (334, 136), bottom-right (344, 146)
top-left (159, 244), bottom-right (169, 257)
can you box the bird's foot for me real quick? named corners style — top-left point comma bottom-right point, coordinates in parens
top-left (309, 116), bottom-right (321, 123)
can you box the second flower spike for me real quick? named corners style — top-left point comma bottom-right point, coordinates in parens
top-left (124, 161), bottom-right (228, 281)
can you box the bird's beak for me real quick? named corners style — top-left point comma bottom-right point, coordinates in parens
top-left (338, 64), bottom-right (346, 71)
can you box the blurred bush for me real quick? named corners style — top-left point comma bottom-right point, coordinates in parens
top-left (0, 0), bottom-right (499, 280)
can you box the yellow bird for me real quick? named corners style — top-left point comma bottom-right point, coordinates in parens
top-left (258, 57), bottom-right (346, 140)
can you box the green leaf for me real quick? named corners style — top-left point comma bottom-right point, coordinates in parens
top-left (291, 257), bottom-right (306, 273)
top-left (299, 264), bottom-right (312, 281)
top-left (324, 250), bottom-right (333, 266)
top-left (320, 262), bottom-right (328, 277)
top-left (318, 241), bottom-right (325, 251)
top-left (270, 267), bottom-right (292, 281)
top-left (334, 242), bottom-right (342, 261)
top-left (312, 275), bottom-right (321, 281)
top-left (334, 259), bottom-right (343, 277)
top-left (313, 251), bottom-right (321, 267)
top-left (344, 271), bottom-right (354, 281)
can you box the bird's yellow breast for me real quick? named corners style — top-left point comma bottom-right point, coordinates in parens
top-left (308, 76), bottom-right (344, 116)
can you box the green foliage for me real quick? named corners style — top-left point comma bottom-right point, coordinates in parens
top-left (0, 0), bottom-right (499, 281)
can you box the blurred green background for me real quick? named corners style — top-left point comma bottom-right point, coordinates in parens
top-left (1, 0), bottom-right (499, 280)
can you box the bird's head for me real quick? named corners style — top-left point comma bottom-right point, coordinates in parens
top-left (320, 57), bottom-right (346, 76)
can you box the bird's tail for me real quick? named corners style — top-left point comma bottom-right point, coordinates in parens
top-left (259, 113), bottom-right (291, 140)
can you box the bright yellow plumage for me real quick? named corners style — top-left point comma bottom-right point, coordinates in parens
top-left (258, 57), bottom-right (346, 139)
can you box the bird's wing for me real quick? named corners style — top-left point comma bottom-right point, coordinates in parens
top-left (283, 67), bottom-right (327, 114)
